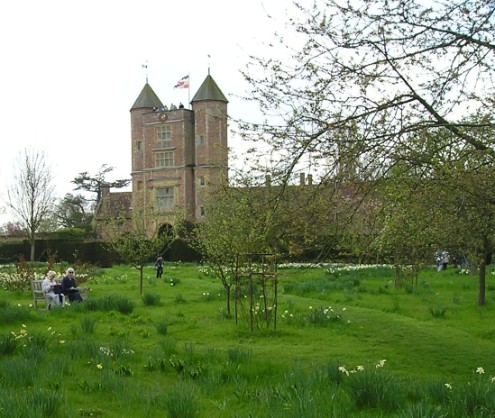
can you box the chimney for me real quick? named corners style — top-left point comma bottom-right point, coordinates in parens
top-left (299, 173), bottom-right (305, 186)
top-left (101, 183), bottom-right (110, 199)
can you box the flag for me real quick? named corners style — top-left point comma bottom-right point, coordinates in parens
top-left (174, 75), bottom-right (189, 89)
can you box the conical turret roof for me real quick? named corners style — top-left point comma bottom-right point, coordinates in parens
top-left (191, 75), bottom-right (228, 103)
top-left (131, 83), bottom-right (163, 110)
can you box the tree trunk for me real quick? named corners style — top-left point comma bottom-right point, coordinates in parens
top-left (225, 284), bottom-right (231, 316)
top-left (478, 262), bottom-right (486, 306)
top-left (30, 230), bottom-right (36, 261)
top-left (478, 236), bottom-right (492, 306)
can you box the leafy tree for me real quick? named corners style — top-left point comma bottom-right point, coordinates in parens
top-left (375, 125), bottom-right (495, 303)
top-left (191, 181), bottom-right (272, 316)
top-left (191, 172), bottom-right (348, 314)
top-left (105, 207), bottom-right (175, 295)
top-left (72, 164), bottom-right (130, 203)
top-left (55, 193), bottom-right (94, 233)
top-left (7, 149), bottom-right (55, 261)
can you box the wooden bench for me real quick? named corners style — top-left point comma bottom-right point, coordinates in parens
top-left (30, 279), bottom-right (88, 310)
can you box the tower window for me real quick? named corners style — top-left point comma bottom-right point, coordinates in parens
top-left (155, 151), bottom-right (174, 168)
top-left (199, 176), bottom-right (205, 186)
top-left (156, 187), bottom-right (174, 210)
top-left (136, 141), bottom-right (142, 151)
top-left (200, 207), bottom-right (205, 217)
top-left (156, 126), bottom-right (171, 147)
top-left (197, 135), bottom-right (205, 145)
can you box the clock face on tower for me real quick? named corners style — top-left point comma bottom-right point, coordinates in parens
top-left (159, 111), bottom-right (168, 121)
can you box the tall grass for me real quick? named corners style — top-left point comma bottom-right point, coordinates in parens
top-left (0, 302), bottom-right (32, 324)
top-left (0, 263), bottom-right (494, 416)
top-left (142, 292), bottom-right (161, 306)
top-left (163, 381), bottom-right (200, 418)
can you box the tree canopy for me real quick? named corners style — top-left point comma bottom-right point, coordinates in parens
top-left (241, 0), bottom-right (495, 181)
top-left (72, 164), bottom-right (130, 203)
top-left (237, 0), bottom-right (495, 304)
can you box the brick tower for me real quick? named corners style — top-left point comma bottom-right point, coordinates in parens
top-left (129, 74), bottom-right (228, 234)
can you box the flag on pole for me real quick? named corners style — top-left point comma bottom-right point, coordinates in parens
top-left (174, 75), bottom-right (189, 89)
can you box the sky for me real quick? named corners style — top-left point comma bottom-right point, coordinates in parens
top-left (0, 0), bottom-right (291, 225)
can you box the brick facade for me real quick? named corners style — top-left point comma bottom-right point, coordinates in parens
top-left (95, 74), bottom-right (228, 237)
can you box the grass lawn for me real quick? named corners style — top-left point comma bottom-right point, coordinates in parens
top-left (1, 262), bottom-right (495, 417)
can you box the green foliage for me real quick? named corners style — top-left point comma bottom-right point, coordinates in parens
top-left (48, 227), bottom-right (86, 240)
top-left (0, 358), bottom-right (35, 388)
top-left (430, 306), bottom-right (448, 318)
top-left (79, 317), bottom-right (97, 334)
top-left (54, 193), bottom-right (94, 233)
top-left (0, 334), bottom-right (17, 356)
top-left (27, 387), bottom-right (64, 417)
top-left (142, 292), bottom-right (161, 306)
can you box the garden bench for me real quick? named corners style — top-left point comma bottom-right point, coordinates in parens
top-left (30, 279), bottom-right (88, 310)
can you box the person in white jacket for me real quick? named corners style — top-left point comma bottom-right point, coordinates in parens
top-left (42, 270), bottom-right (65, 309)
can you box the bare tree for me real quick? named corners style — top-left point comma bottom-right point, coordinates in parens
top-left (7, 149), bottom-right (55, 261)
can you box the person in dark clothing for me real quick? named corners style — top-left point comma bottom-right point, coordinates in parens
top-left (155, 257), bottom-right (165, 279)
top-left (61, 267), bottom-right (83, 302)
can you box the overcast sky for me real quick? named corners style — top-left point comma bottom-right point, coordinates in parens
top-left (0, 0), bottom-right (290, 224)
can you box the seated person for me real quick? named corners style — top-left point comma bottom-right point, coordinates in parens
top-left (42, 270), bottom-right (65, 309)
top-left (61, 268), bottom-right (83, 302)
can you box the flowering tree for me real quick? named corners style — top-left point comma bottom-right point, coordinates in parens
top-left (241, 0), bottom-right (495, 180)
top-left (240, 0), bottom-right (495, 303)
